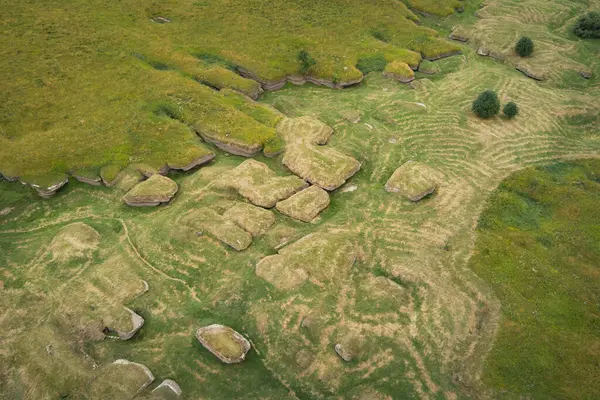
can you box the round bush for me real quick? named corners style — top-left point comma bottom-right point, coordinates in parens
top-left (515, 36), bottom-right (534, 57)
top-left (503, 102), bottom-right (519, 119)
top-left (297, 50), bottom-right (316, 74)
top-left (574, 12), bottom-right (600, 38)
top-left (472, 90), bottom-right (501, 119)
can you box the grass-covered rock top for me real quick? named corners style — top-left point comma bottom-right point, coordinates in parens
top-left (196, 325), bottom-right (251, 364)
top-left (385, 161), bottom-right (442, 201)
top-left (122, 175), bottom-right (179, 207)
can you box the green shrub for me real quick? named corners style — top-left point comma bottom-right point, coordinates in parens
top-left (515, 36), bottom-right (534, 57)
top-left (574, 12), bottom-right (600, 38)
top-left (356, 55), bottom-right (387, 75)
top-left (503, 102), bottom-right (519, 119)
top-left (297, 50), bottom-right (317, 74)
top-left (472, 90), bottom-right (500, 119)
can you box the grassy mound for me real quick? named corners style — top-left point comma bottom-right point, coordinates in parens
top-left (255, 232), bottom-right (357, 290)
top-left (223, 202), bottom-right (276, 237)
top-left (86, 360), bottom-right (154, 398)
top-left (385, 161), bottom-right (442, 201)
top-left (122, 175), bottom-right (179, 206)
top-left (49, 222), bottom-right (101, 261)
top-left (469, 161), bottom-right (600, 399)
top-left (276, 185), bottom-right (330, 222)
top-left (217, 160), bottom-right (308, 208)
top-left (277, 116), bottom-right (334, 145)
top-left (181, 208), bottom-right (253, 251)
top-left (383, 60), bottom-right (416, 83)
top-left (283, 143), bottom-right (361, 191)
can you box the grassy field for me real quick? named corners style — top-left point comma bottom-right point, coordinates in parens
top-left (0, 0), bottom-right (461, 190)
top-left (1, 0), bottom-right (600, 398)
top-left (469, 160), bottom-right (600, 399)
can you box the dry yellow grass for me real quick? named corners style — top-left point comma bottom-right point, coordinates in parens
top-left (275, 185), bottom-right (330, 222)
top-left (222, 202), bottom-right (276, 237)
top-left (277, 116), bottom-right (334, 145)
top-left (49, 222), bottom-right (101, 261)
top-left (385, 161), bottom-right (443, 201)
top-left (216, 159), bottom-right (308, 208)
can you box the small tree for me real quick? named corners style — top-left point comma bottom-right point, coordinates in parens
top-left (472, 90), bottom-right (500, 119)
top-left (574, 12), bottom-right (600, 38)
top-left (297, 50), bottom-right (316, 74)
top-left (503, 102), bottom-right (518, 119)
top-left (515, 36), bottom-right (534, 57)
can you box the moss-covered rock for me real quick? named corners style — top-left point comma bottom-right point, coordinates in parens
top-left (122, 175), bottom-right (178, 206)
top-left (217, 160), bottom-right (308, 208)
top-left (223, 202), bottom-right (276, 236)
top-left (196, 324), bottom-right (251, 364)
top-left (276, 185), bottom-right (330, 222)
top-left (383, 60), bottom-right (415, 83)
top-left (385, 160), bottom-right (442, 201)
top-left (282, 143), bottom-right (360, 191)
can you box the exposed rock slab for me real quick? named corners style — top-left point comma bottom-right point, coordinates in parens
top-left (28, 175), bottom-right (69, 198)
top-left (223, 202), bottom-right (276, 237)
top-left (115, 308), bottom-right (145, 340)
top-left (196, 324), bottom-right (251, 364)
top-left (276, 185), bottom-right (330, 222)
top-left (282, 143), bottom-right (360, 191)
top-left (334, 343), bottom-right (354, 362)
top-left (122, 175), bottom-right (178, 206)
top-left (385, 161), bottom-right (442, 201)
top-left (182, 208), bottom-right (253, 251)
top-left (516, 64), bottom-right (545, 81)
top-left (151, 379), bottom-right (182, 399)
top-left (198, 133), bottom-right (262, 157)
top-left (476, 47), bottom-right (490, 57)
top-left (73, 171), bottom-right (102, 186)
top-left (383, 61), bottom-right (415, 83)
top-left (334, 334), bottom-right (361, 362)
top-left (218, 159), bottom-right (308, 208)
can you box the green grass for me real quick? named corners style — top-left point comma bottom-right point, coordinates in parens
top-left (0, 0), bottom-right (460, 188)
top-left (1, 1), bottom-right (600, 398)
top-left (470, 160), bottom-right (600, 399)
